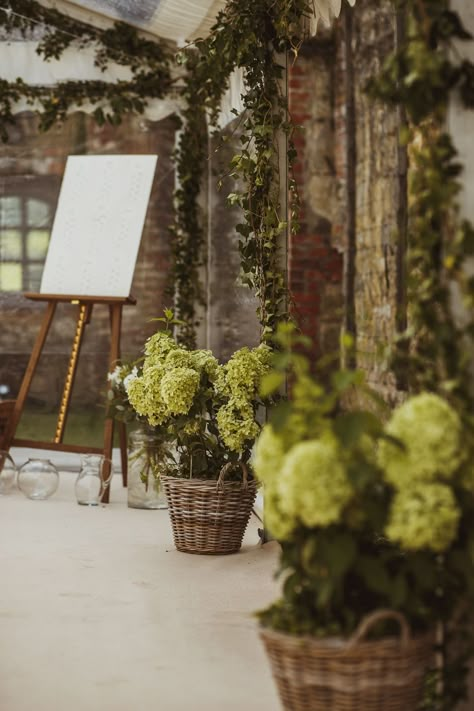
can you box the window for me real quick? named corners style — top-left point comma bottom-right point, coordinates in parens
top-left (0, 193), bottom-right (53, 292)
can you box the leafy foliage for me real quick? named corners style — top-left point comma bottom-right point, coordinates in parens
top-left (365, 2), bottom-right (474, 706)
top-left (0, 2), bottom-right (174, 140)
top-left (368, 0), bottom-right (474, 419)
top-left (172, 0), bottom-right (310, 342)
top-left (256, 325), bottom-right (474, 675)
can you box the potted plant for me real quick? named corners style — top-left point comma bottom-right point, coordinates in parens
top-left (253, 324), bottom-right (474, 711)
top-left (124, 312), bottom-right (273, 553)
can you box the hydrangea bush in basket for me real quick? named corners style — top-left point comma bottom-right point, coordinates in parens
top-left (253, 324), bottom-right (474, 711)
top-left (122, 312), bottom-right (273, 554)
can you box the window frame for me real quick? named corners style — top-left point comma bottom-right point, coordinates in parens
top-left (0, 175), bottom-right (60, 298)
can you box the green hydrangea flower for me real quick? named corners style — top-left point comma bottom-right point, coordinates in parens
top-left (216, 399), bottom-right (260, 452)
top-left (278, 438), bottom-right (353, 528)
top-left (165, 349), bottom-right (193, 370)
top-left (386, 482), bottom-right (460, 552)
top-left (378, 393), bottom-right (462, 487)
top-left (144, 331), bottom-right (177, 362)
top-left (264, 484), bottom-right (297, 541)
top-left (125, 377), bottom-right (148, 417)
top-left (191, 350), bottom-right (220, 382)
top-left (253, 424), bottom-right (285, 487)
top-left (219, 346), bottom-right (272, 408)
top-left (126, 375), bottom-right (168, 426)
top-left (160, 367), bottom-right (200, 415)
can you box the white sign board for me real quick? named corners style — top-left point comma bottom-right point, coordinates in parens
top-left (40, 155), bottom-right (158, 297)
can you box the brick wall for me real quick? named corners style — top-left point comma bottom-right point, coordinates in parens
top-left (0, 111), bottom-right (176, 410)
top-left (288, 39), bottom-right (344, 364)
top-left (289, 0), bottom-right (404, 401)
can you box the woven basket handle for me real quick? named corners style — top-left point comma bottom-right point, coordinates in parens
top-left (217, 461), bottom-right (249, 491)
top-left (346, 609), bottom-right (410, 649)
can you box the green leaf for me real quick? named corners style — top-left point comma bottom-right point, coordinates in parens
top-left (259, 371), bottom-right (285, 397)
top-left (357, 556), bottom-right (392, 595)
top-left (334, 412), bottom-right (382, 448)
top-left (320, 534), bottom-right (357, 579)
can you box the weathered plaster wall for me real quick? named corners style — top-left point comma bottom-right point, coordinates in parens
top-left (344, 0), bottom-right (401, 398)
top-left (0, 111), bottom-right (176, 410)
top-left (207, 126), bottom-right (261, 362)
top-left (288, 0), bottom-right (401, 393)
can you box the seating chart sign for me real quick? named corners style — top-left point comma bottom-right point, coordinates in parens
top-left (40, 155), bottom-right (158, 297)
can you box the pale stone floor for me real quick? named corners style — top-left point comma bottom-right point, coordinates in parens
top-left (0, 450), bottom-right (281, 711)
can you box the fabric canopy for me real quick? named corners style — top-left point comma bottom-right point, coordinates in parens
top-left (41, 0), bottom-right (228, 43)
top-left (40, 0), bottom-right (355, 42)
top-left (2, 0), bottom-right (357, 124)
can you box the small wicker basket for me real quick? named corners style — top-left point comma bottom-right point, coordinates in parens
top-left (0, 399), bottom-right (15, 448)
top-left (260, 610), bottom-right (435, 711)
top-left (161, 462), bottom-right (257, 555)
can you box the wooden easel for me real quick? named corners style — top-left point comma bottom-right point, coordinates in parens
top-left (2, 292), bottom-right (136, 503)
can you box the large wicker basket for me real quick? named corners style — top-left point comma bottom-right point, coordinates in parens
top-left (260, 610), bottom-right (435, 711)
top-left (161, 462), bottom-right (257, 555)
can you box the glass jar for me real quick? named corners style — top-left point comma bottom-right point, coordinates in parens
top-left (75, 454), bottom-right (113, 506)
top-left (127, 429), bottom-right (168, 509)
top-left (0, 450), bottom-right (17, 495)
top-left (18, 458), bottom-right (59, 500)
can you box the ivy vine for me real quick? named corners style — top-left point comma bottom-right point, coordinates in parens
top-left (171, 0), bottom-right (310, 344)
top-left (369, 1), bottom-right (474, 707)
top-left (369, 0), bottom-right (474, 415)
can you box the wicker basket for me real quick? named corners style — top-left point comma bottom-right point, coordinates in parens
top-left (161, 462), bottom-right (257, 555)
top-left (260, 610), bottom-right (435, 711)
top-left (0, 400), bottom-right (15, 448)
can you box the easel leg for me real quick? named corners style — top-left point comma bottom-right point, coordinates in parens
top-left (3, 302), bottom-right (57, 452)
top-left (101, 303), bottom-right (122, 503)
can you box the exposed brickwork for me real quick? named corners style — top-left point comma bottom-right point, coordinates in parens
top-left (0, 112), bottom-right (176, 409)
top-left (289, 39), bottom-right (344, 363)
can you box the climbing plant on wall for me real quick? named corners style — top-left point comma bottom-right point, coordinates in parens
top-left (369, 0), bottom-right (474, 415)
top-left (369, 2), bottom-right (474, 707)
top-left (172, 0), bottom-right (308, 345)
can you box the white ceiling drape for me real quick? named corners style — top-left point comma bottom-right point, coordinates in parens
top-left (1, 1), bottom-right (357, 124)
top-left (39, 0), bottom-right (228, 43)
top-left (39, 0), bottom-right (354, 42)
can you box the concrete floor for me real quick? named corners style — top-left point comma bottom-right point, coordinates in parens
top-left (0, 455), bottom-right (281, 711)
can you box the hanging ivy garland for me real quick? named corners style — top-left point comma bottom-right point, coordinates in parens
top-left (0, 1), bottom-right (175, 138)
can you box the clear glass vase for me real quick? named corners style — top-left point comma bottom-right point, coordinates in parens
top-left (18, 458), bottom-right (59, 500)
top-left (127, 428), bottom-right (168, 509)
top-left (75, 454), bottom-right (113, 506)
top-left (0, 450), bottom-right (17, 495)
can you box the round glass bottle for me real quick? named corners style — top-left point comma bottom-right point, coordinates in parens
top-left (127, 428), bottom-right (168, 509)
top-left (18, 458), bottom-right (59, 500)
